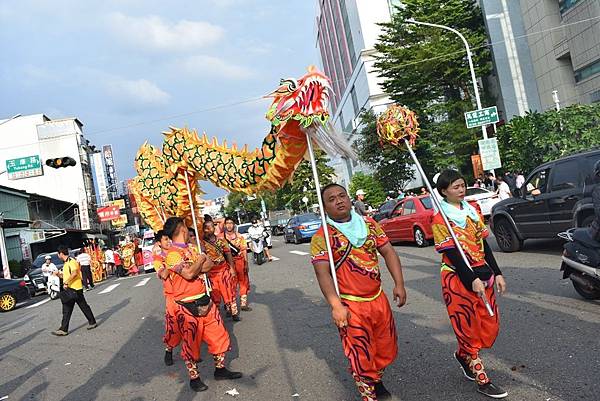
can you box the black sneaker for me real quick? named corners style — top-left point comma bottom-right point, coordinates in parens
top-left (454, 352), bottom-right (476, 381)
top-left (214, 367), bottom-right (243, 381)
top-left (189, 377), bottom-right (208, 392)
top-left (232, 314), bottom-right (241, 322)
top-left (374, 382), bottom-right (392, 399)
top-left (164, 350), bottom-right (173, 366)
top-left (240, 305), bottom-right (252, 311)
top-left (477, 382), bottom-right (508, 399)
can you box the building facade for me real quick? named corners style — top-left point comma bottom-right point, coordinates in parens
top-left (482, 0), bottom-right (600, 119)
top-left (315, 0), bottom-right (400, 188)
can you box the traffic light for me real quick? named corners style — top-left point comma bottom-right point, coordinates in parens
top-left (45, 157), bottom-right (77, 169)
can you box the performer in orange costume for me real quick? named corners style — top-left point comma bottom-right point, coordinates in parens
top-left (223, 216), bottom-right (252, 311)
top-left (153, 229), bottom-right (181, 367)
top-left (201, 220), bottom-right (240, 321)
top-left (311, 184), bottom-right (407, 401)
top-left (161, 217), bottom-right (242, 392)
top-left (433, 169), bottom-right (508, 399)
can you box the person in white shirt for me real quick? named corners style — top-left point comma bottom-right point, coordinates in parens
top-left (77, 248), bottom-right (95, 290)
top-left (104, 248), bottom-right (115, 276)
top-left (41, 255), bottom-right (58, 284)
top-left (248, 218), bottom-right (272, 262)
top-left (496, 176), bottom-right (512, 200)
top-left (515, 172), bottom-right (525, 189)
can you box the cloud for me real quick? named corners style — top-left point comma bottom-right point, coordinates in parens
top-left (104, 77), bottom-right (171, 108)
top-left (177, 55), bottom-right (253, 79)
top-left (107, 12), bottom-right (224, 52)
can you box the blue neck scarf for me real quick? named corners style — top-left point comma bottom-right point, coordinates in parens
top-left (326, 209), bottom-right (368, 247)
top-left (439, 199), bottom-right (480, 229)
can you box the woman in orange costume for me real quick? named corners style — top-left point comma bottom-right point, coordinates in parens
top-left (223, 216), bottom-right (252, 311)
top-left (433, 169), bottom-right (508, 399)
top-left (201, 220), bottom-right (240, 321)
top-left (311, 183), bottom-right (407, 401)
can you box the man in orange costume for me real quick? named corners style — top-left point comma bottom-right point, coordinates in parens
top-left (161, 217), bottom-right (242, 392)
top-left (223, 216), bottom-right (252, 311)
top-left (201, 219), bottom-right (240, 321)
top-left (311, 184), bottom-right (407, 401)
top-left (153, 229), bottom-right (181, 367)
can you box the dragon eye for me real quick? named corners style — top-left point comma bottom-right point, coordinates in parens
top-left (280, 78), bottom-right (298, 91)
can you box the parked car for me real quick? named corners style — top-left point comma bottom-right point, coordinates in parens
top-left (465, 187), bottom-right (500, 217)
top-left (491, 148), bottom-right (600, 252)
top-left (379, 195), bottom-right (434, 247)
top-left (283, 213), bottom-right (322, 244)
top-left (237, 223), bottom-right (252, 242)
top-left (0, 278), bottom-right (31, 312)
top-left (373, 199), bottom-right (401, 222)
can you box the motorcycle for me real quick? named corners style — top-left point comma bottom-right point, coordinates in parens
top-left (46, 273), bottom-right (61, 300)
top-left (249, 232), bottom-right (267, 265)
top-left (559, 228), bottom-right (600, 300)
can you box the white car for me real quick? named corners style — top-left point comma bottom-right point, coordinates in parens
top-left (236, 223), bottom-right (252, 242)
top-left (465, 187), bottom-right (500, 217)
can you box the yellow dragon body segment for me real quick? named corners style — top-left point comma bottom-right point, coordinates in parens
top-left (132, 66), bottom-right (355, 231)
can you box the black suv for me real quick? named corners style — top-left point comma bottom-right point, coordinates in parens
top-left (490, 149), bottom-right (600, 252)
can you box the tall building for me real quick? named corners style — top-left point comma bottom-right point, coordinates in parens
top-left (481, 0), bottom-right (600, 120)
top-left (315, 0), bottom-right (399, 187)
top-left (102, 145), bottom-right (120, 201)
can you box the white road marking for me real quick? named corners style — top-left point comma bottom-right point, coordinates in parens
top-left (271, 256), bottom-right (280, 261)
top-left (289, 250), bottom-right (309, 256)
top-left (98, 283), bottom-right (120, 294)
top-left (135, 277), bottom-right (151, 287)
top-left (25, 298), bottom-right (51, 309)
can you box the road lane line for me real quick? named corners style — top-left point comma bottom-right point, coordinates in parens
top-left (135, 277), bottom-right (151, 287)
top-left (25, 298), bottom-right (51, 309)
top-left (289, 250), bottom-right (309, 256)
top-left (271, 256), bottom-right (280, 261)
top-left (98, 283), bottom-right (120, 294)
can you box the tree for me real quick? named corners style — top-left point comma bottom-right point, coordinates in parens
top-left (374, 0), bottom-right (493, 179)
top-left (349, 172), bottom-right (387, 208)
top-left (353, 110), bottom-right (415, 192)
top-left (496, 103), bottom-right (600, 174)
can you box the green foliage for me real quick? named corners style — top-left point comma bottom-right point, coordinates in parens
top-left (374, 0), bottom-right (493, 177)
top-left (354, 111), bottom-right (415, 191)
top-left (496, 104), bottom-right (600, 173)
top-left (224, 151), bottom-right (335, 217)
top-left (349, 172), bottom-right (387, 207)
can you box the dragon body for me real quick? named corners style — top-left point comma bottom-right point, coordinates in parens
top-left (132, 66), bottom-right (355, 231)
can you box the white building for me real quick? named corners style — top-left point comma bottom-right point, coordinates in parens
top-left (0, 114), bottom-right (96, 230)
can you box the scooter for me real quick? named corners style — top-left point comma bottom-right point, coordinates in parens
top-left (249, 232), bottom-right (267, 266)
top-left (559, 228), bottom-right (600, 300)
top-left (47, 273), bottom-right (61, 300)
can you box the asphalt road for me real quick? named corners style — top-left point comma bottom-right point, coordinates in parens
top-left (1, 236), bottom-right (599, 401)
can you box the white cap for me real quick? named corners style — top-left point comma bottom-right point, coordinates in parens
top-left (355, 189), bottom-right (366, 196)
top-left (45, 255), bottom-right (51, 260)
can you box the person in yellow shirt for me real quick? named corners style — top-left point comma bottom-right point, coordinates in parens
top-left (52, 246), bottom-right (97, 336)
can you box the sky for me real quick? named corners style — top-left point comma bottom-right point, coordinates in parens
top-left (0, 0), bottom-right (319, 199)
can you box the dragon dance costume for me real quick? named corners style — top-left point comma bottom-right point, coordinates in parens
top-left (163, 242), bottom-right (231, 380)
top-left (201, 237), bottom-right (239, 317)
top-left (432, 200), bottom-right (502, 386)
top-left (311, 217), bottom-right (397, 401)
top-left (224, 231), bottom-right (250, 309)
top-left (153, 244), bottom-right (181, 356)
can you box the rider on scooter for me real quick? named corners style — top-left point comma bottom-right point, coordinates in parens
top-left (590, 160), bottom-right (600, 242)
top-left (248, 217), bottom-right (273, 262)
top-left (41, 255), bottom-right (57, 285)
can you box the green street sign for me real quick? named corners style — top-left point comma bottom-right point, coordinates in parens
top-left (5, 155), bottom-right (43, 180)
top-left (465, 106), bottom-right (499, 129)
top-left (478, 138), bottom-right (502, 170)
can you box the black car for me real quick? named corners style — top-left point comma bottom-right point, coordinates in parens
top-left (490, 149), bottom-right (600, 252)
top-left (25, 250), bottom-right (78, 296)
top-left (0, 278), bottom-right (31, 312)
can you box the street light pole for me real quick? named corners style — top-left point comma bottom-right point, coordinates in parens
top-left (407, 19), bottom-right (494, 175)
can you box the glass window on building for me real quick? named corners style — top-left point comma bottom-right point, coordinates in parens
top-left (350, 86), bottom-right (360, 115)
top-left (388, 0), bottom-right (403, 14)
top-left (339, 0), bottom-right (357, 66)
top-left (574, 59), bottom-right (600, 83)
top-left (559, 0), bottom-right (582, 15)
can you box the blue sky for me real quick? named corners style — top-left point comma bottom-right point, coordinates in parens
top-left (0, 0), bottom-right (318, 198)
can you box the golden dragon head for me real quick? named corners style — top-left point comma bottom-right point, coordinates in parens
top-left (265, 65), bottom-right (332, 129)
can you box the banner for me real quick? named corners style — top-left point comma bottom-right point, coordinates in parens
top-left (98, 205), bottom-right (120, 222)
top-left (111, 214), bottom-right (128, 228)
top-left (108, 199), bottom-right (126, 209)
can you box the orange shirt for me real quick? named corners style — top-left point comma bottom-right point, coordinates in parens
top-left (201, 237), bottom-right (230, 272)
top-left (163, 242), bottom-right (207, 301)
top-left (432, 210), bottom-right (489, 268)
top-left (310, 217), bottom-right (389, 298)
top-left (152, 244), bottom-right (173, 297)
top-left (224, 232), bottom-right (246, 259)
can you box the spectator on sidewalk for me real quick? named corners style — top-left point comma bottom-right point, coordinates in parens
top-left (77, 248), bottom-right (94, 290)
top-left (354, 189), bottom-right (368, 216)
top-left (104, 247), bottom-right (115, 276)
top-left (497, 176), bottom-right (512, 200)
top-left (52, 245), bottom-right (97, 336)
